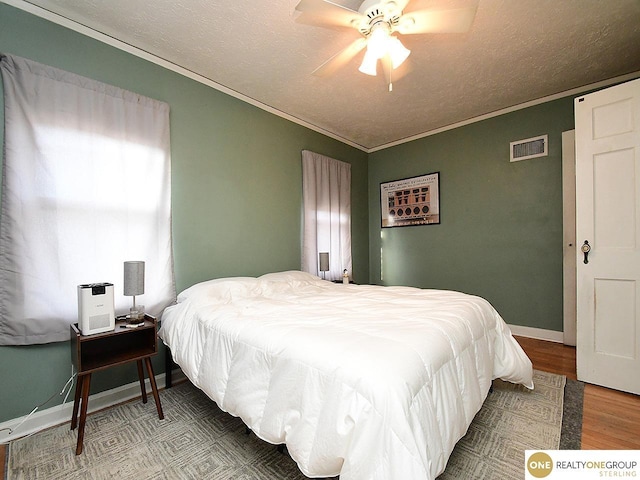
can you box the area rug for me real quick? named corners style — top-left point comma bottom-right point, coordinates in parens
top-left (559, 378), bottom-right (584, 450)
top-left (7, 370), bottom-right (579, 480)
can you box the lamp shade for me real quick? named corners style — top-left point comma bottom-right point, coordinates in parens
top-left (123, 261), bottom-right (145, 296)
top-left (319, 252), bottom-right (330, 272)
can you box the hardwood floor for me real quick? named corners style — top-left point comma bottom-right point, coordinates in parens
top-left (1, 337), bottom-right (639, 479)
top-left (515, 336), bottom-right (640, 450)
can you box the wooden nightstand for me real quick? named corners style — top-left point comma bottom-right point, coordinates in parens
top-left (70, 314), bottom-right (164, 455)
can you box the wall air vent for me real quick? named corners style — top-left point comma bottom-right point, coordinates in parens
top-left (510, 134), bottom-right (548, 162)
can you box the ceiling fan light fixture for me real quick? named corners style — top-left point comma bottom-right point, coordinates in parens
top-left (358, 26), bottom-right (410, 76)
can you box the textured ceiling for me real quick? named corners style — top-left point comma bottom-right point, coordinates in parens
top-left (10, 0), bottom-right (640, 151)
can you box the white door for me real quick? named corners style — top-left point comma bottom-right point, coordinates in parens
top-left (575, 77), bottom-right (640, 395)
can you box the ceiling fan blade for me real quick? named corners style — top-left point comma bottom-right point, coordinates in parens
top-left (312, 38), bottom-right (367, 77)
top-left (391, 0), bottom-right (411, 12)
top-left (295, 13), bottom-right (357, 29)
top-left (395, 6), bottom-right (478, 35)
top-left (295, 0), bottom-right (362, 29)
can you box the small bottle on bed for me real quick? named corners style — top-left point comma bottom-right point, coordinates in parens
top-left (342, 269), bottom-right (349, 285)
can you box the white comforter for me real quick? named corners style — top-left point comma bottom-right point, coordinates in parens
top-left (159, 271), bottom-right (533, 480)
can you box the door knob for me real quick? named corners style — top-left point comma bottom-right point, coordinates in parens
top-left (581, 240), bottom-right (591, 264)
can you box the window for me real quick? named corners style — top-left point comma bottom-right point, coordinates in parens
top-left (301, 150), bottom-right (352, 281)
top-left (0, 54), bottom-right (175, 345)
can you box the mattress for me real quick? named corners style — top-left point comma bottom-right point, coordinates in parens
top-left (159, 270), bottom-right (533, 479)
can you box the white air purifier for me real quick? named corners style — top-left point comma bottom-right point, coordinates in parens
top-left (78, 283), bottom-right (115, 335)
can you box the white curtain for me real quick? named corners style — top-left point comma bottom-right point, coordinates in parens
top-left (301, 150), bottom-right (352, 281)
top-left (0, 54), bottom-right (175, 345)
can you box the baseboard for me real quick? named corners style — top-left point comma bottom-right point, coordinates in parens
top-left (0, 368), bottom-right (185, 444)
top-left (508, 324), bottom-right (564, 343)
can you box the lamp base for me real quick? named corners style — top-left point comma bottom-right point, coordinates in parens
top-left (128, 305), bottom-right (145, 324)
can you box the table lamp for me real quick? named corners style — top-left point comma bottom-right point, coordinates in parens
top-left (319, 252), bottom-right (329, 280)
top-left (124, 260), bottom-right (145, 322)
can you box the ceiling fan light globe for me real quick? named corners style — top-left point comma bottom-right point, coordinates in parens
top-left (388, 36), bottom-right (410, 69)
top-left (359, 49), bottom-right (379, 76)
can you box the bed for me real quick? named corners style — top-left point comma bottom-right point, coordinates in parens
top-left (158, 270), bottom-right (533, 480)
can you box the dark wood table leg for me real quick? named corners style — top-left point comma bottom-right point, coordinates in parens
top-left (144, 357), bottom-right (164, 420)
top-left (75, 373), bottom-right (92, 455)
top-left (137, 360), bottom-right (148, 404)
top-left (70, 374), bottom-right (84, 431)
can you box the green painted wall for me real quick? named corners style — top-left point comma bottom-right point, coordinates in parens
top-left (0, 4), bottom-right (368, 423)
top-left (368, 98), bottom-right (576, 331)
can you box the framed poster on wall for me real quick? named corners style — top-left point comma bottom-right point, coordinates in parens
top-left (380, 172), bottom-right (440, 228)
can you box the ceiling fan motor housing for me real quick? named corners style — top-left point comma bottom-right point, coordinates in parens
top-left (357, 0), bottom-right (402, 37)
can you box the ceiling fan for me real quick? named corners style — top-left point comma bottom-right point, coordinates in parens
top-left (295, 0), bottom-right (478, 91)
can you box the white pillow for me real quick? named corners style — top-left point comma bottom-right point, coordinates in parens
top-left (177, 276), bottom-right (256, 303)
top-left (258, 270), bottom-right (321, 283)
